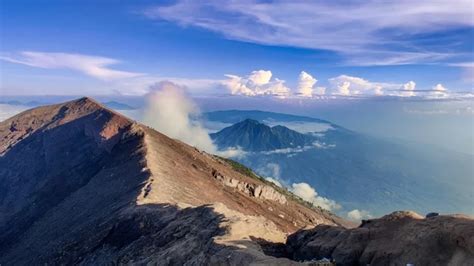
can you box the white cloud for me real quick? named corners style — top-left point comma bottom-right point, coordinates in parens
top-left (215, 146), bottom-right (247, 159)
top-left (290, 182), bottom-right (341, 211)
top-left (142, 81), bottom-right (216, 152)
top-left (400, 81), bottom-right (416, 97)
top-left (0, 51), bottom-right (143, 81)
top-left (347, 209), bottom-right (373, 221)
top-left (329, 75), bottom-right (388, 96)
top-left (327, 75), bottom-right (422, 97)
top-left (336, 81), bottom-right (351, 96)
top-left (430, 84), bottom-right (449, 98)
top-left (260, 145), bottom-right (315, 155)
top-left (145, 0), bottom-right (473, 65)
top-left (248, 70), bottom-right (272, 85)
top-left (223, 70), bottom-right (291, 98)
top-left (297, 71), bottom-right (318, 97)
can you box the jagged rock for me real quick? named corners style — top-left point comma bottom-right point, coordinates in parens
top-left (286, 211), bottom-right (474, 265)
top-left (211, 168), bottom-right (287, 204)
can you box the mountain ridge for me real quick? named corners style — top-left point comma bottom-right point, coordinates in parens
top-left (0, 97), bottom-right (348, 264)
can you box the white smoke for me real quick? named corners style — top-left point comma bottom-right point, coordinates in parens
top-left (143, 81), bottom-right (216, 153)
top-left (347, 209), bottom-right (372, 221)
top-left (290, 182), bottom-right (341, 211)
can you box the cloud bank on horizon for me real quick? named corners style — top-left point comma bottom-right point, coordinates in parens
top-left (222, 69), bottom-right (471, 99)
top-left (1, 50), bottom-right (471, 100)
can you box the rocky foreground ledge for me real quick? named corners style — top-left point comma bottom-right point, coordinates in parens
top-left (286, 211), bottom-right (474, 265)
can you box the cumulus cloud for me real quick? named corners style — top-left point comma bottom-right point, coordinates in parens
top-left (329, 75), bottom-right (389, 96)
top-left (347, 209), bottom-right (373, 221)
top-left (327, 75), bottom-right (424, 97)
top-left (297, 71), bottom-right (318, 97)
top-left (0, 51), bottom-right (143, 81)
top-left (290, 182), bottom-right (341, 211)
top-left (223, 70), bottom-right (291, 97)
top-left (400, 81), bottom-right (416, 97)
top-left (143, 81), bottom-right (216, 152)
top-left (430, 84), bottom-right (449, 98)
top-left (248, 70), bottom-right (272, 85)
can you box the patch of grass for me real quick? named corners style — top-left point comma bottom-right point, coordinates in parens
top-left (217, 156), bottom-right (266, 182)
top-left (215, 156), bottom-right (328, 213)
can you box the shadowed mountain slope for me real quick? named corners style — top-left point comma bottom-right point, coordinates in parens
top-left (0, 97), bottom-right (346, 265)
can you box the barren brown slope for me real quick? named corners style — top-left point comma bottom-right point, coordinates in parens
top-left (0, 97), bottom-right (346, 265)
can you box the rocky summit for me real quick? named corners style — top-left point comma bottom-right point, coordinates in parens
top-left (0, 97), bottom-right (473, 265)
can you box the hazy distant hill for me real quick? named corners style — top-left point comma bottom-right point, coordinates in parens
top-left (211, 119), bottom-right (314, 151)
top-left (207, 110), bottom-right (474, 216)
top-left (102, 101), bottom-right (136, 110)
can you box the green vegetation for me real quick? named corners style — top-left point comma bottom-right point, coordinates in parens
top-left (215, 156), bottom-right (328, 213)
top-left (217, 156), bottom-right (266, 182)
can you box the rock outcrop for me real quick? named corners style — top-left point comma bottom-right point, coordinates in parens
top-left (211, 168), bottom-right (287, 204)
top-left (286, 211), bottom-right (474, 265)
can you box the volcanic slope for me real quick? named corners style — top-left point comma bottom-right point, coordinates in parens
top-left (0, 97), bottom-right (347, 265)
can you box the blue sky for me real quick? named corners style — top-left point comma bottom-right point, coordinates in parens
top-left (0, 0), bottom-right (473, 97)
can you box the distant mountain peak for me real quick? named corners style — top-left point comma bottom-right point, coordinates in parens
top-left (211, 119), bottom-right (315, 152)
top-left (241, 118), bottom-right (260, 123)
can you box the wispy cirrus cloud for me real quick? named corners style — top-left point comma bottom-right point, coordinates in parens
top-left (0, 51), bottom-right (144, 81)
top-left (144, 0), bottom-right (474, 66)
